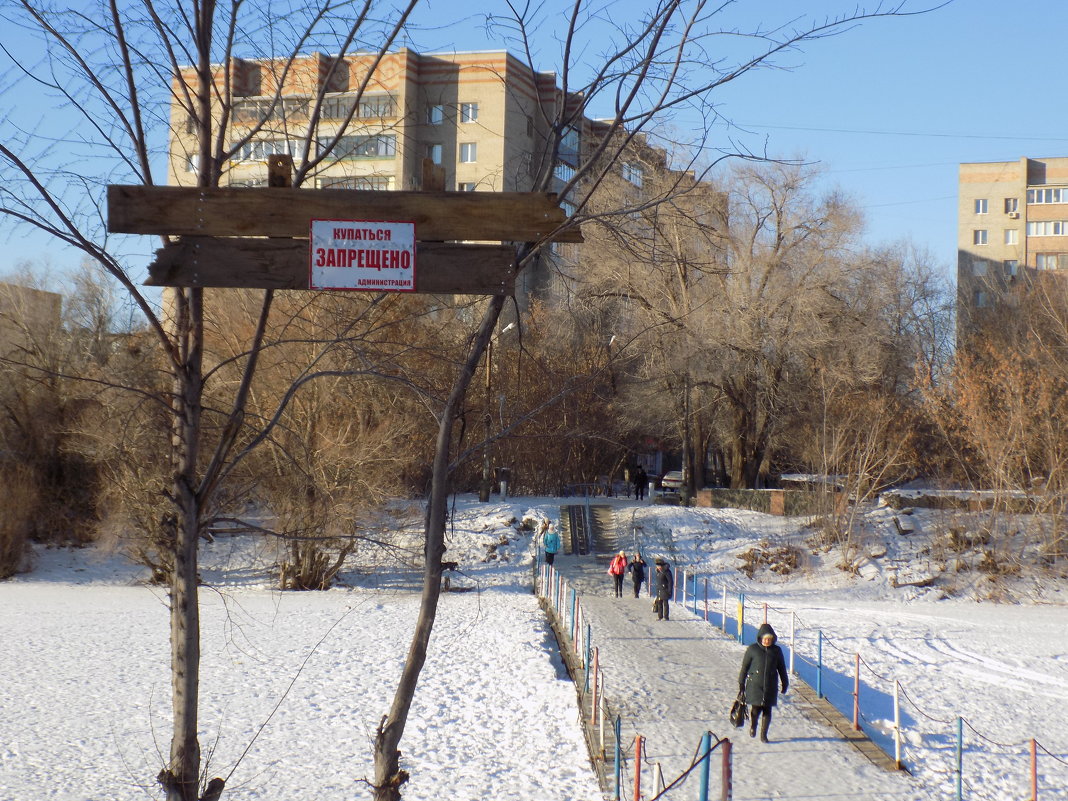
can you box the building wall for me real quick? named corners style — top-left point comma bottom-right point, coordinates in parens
top-left (0, 282), bottom-right (62, 359)
top-left (958, 156), bottom-right (1068, 332)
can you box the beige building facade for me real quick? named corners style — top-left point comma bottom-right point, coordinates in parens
top-left (958, 156), bottom-right (1068, 329)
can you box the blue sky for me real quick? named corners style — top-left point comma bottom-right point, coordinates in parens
top-left (4, 0), bottom-right (1068, 285)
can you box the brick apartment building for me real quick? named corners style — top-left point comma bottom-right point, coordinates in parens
top-left (958, 156), bottom-right (1068, 331)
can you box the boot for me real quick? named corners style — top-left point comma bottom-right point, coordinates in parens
top-left (749, 710), bottom-right (757, 738)
top-left (759, 716), bottom-right (770, 743)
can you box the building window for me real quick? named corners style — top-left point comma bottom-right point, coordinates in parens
top-left (1004, 229), bottom-right (1018, 245)
top-left (1036, 253), bottom-right (1068, 270)
top-left (317, 175), bottom-right (394, 190)
top-left (459, 142), bottom-right (477, 163)
top-left (974, 198), bottom-right (988, 214)
top-left (1004, 259), bottom-right (1019, 277)
top-left (231, 138), bottom-right (304, 162)
top-left (1004, 197), bottom-right (1019, 213)
top-left (622, 163), bottom-right (644, 187)
top-left (559, 126), bottom-right (580, 164)
top-left (184, 154), bottom-right (200, 173)
top-left (320, 94), bottom-right (395, 120)
top-left (427, 105), bottom-right (444, 125)
top-left (426, 144), bottom-right (442, 165)
top-left (974, 290), bottom-right (990, 308)
top-left (973, 229), bottom-right (988, 245)
top-left (1027, 187), bottom-right (1068, 204)
top-left (328, 134), bottom-right (397, 159)
top-left (972, 260), bottom-right (988, 277)
top-left (232, 97), bottom-right (309, 123)
top-left (460, 102), bottom-right (479, 123)
top-left (1026, 220), bottom-right (1068, 236)
top-left (554, 163), bottom-right (575, 183)
top-left (458, 182), bottom-right (477, 192)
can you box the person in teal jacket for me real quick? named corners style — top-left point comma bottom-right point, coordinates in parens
top-left (543, 528), bottom-right (561, 566)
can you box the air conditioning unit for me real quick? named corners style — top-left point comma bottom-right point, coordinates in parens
top-left (1008, 211), bottom-right (1020, 219)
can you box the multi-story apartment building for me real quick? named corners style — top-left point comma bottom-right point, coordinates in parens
top-left (168, 49), bottom-right (592, 298)
top-left (958, 156), bottom-right (1068, 332)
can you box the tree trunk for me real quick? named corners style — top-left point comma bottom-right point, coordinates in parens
top-left (372, 294), bottom-right (506, 800)
top-left (162, 288), bottom-right (205, 801)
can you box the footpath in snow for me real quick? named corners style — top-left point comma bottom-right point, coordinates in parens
top-left (552, 550), bottom-right (930, 800)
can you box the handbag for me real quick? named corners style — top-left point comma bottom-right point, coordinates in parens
top-left (729, 691), bottom-right (748, 728)
top-left (652, 598), bottom-right (661, 613)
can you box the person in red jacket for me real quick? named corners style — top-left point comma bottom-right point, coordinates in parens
top-left (607, 551), bottom-right (627, 597)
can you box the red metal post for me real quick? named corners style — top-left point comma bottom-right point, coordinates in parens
top-left (721, 738), bottom-right (733, 801)
top-left (1031, 738), bottom-right (1038, 801)
top-left (634, 735), bottom-right (643, 801)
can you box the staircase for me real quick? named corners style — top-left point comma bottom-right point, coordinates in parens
top-left (560, 504), bottom-right (617, 556)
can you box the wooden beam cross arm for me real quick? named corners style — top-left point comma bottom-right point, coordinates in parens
top-left (107, 185), bottom-right (582, 243)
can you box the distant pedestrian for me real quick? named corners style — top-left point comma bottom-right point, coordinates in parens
top-left (543, 527), bottom-right (561, 567)
top-left (738, 622), bottom-right (789, 743)
top-left (653, 558), bottom-right (672, 620)
top-left (608, 551), bottom-right (627, 598)
top-left (627, 553), bottom-right (647, 598)
top-left (634, 467), bottom-right (647, 501)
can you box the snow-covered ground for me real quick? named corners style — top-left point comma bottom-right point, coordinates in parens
top-left (1, 495), bottom-right (1066, 800)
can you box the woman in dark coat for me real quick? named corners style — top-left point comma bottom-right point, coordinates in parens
top-left (653, 558), bottom-right (672, 620)
top-left (738, 622), bottom-right (789, 742)
top-left (627, 553), bottom-right (646, 598)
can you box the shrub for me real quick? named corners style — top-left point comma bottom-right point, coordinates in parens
top-left (0, 466), bottom-right (39, 579)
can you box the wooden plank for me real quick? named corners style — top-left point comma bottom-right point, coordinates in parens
top-left (145, 237), bottom-right (516, 295)
top-left (108, 185), bottom-right (582, 242)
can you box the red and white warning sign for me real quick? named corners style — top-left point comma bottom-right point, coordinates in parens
top-left (309, 219), bottom-right (416, 291)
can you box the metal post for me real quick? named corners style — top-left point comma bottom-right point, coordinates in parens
top-left (789, 612), bottom-right (796, 675)
top-left (614, 716), bottom-right (622, 801)
top-left (599, 675), bottom-right (606, 756)
top-left (894, 680), bottom-right (902, 770)
top-left (1030, 738), bottom-right (1037, 801)
top-left (703, 578), bottom-right (709, 621)
top-left (763, 602), bottom-right (768, 624)
top-left (698, 731), bottom-right (711, 801)
top-left (633, 735), bottom-right (643, 801)
top-left (584, 625), bottom-right (592, 691)
top-left (721, 738), bottom-right (733, 801)
top-left (853, 653), bottom-right (861, 730)
top-left (817, 631), bottom-right (823, 699)
top-left (721, 587), bottom-right (728, 633)
top-left (692, 573), bottom-right (698, 615)
top-left (737, 594), bottom-right (745, 643)
top-left (591, 649), bottom-right (600, 725)
top-left (653, 763), bottom-right (663, 796)
top-left (961, 721), bottom-right (969, 801)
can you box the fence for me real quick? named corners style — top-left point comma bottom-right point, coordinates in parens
top-left (536, 561), bottom-right (734, 800)
top-left (665, 566), bottom-right (1068, 801)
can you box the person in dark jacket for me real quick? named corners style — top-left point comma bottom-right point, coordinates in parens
top-left (653, 558), bottom-right (672, 620)
top-left (627, 553), bottom-right (646, 598)
top-left (738, 622), bottom-right (789, 742)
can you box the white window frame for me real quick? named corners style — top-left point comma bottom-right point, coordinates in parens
top-left (1004, 197), bottom-right (1019, 213)
top-left (326, 134), bottom-right (397, 159)
top-left (973, 229), bottom-right (988, 245)
top-left (1004, 259), bottom-right (1019, 277)
top-left (974, 198), bottom-right (988, 214)
top-left (623, 163), bottom-right (644, 187)
top-left (1026, 220), bottom-right (1068, 237)
top-left (972, 260), bottom-right (988, 277)
top-left (459, 142), bottom-right (477, 163)
top-left (460, 102), bottom-right (479, 123)
top-left (458, 182), bottom-right (477, 192)
top-left (426, 143), bottom-right (442, 165)
top-left (427, 105), bottom-right (444, 125)
top-left (1027, 187), bottom-right (1068, 204)
top-left (1004, 229), bottom-right (1018, 245)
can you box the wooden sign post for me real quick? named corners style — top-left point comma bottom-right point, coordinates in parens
top-left (107, 180), bottom-right (579, 295)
